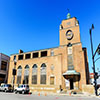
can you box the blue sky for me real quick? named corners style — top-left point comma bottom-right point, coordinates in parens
top-left (0, 0), bottom-right (100, 72)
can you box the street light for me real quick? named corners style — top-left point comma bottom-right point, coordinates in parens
top-left (89, 24), bottom-right (98, 96)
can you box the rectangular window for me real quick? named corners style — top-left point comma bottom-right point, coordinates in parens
top-left (17, 76), bottom-right (21, 84)
top-left (13, 56), bottom-right (16, 61)
top-left (24, 76), bottom-right (29, 84)
top-left (68, 55), bottom-right (73, 66)
top-left (18, 55), bottom-right (23, 60)
top-left (50, 77), bottom-right (54, 85)
top-left (0, 74), bottom-right (6, 84)
top-left (68, 47), bottom-right (72, 55)
top-left (67, 46), bottom-right (74, 70)
top-left (25, 54), bottom-right (31, 59)
top-left (0, 74), bottom-right (6, 78)
top-left (41, 51), bottom-right (47, 57)
top-left (32, 75), bottom-right (37, 84)
top-left (1, 61), bottom-right (7, 71)
top-left (40, 75), bottom-right (46, 84)
top-left (51, 51), bottom-right (54, 56)
top-left (33, 52), bottom-right (39, 58)
top-left (68, 55), bottom-right (74, 70)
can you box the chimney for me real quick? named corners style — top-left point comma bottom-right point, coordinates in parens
top-left (19, 49), bottom-right (23, 53)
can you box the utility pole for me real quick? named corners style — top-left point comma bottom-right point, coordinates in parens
top-left (89, 24), bottom-right (97, 96)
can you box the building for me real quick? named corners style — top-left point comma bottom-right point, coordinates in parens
top-left (8, 13), bottom-right (89, 93)
top-left (0, 53), bottom-right (10, 84)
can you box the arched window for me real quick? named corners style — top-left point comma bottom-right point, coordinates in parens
top-left (40, 63), bottom-right (46, 84)
top-left (24, 65), bottom-right (29, 84)
top-left (17, 66), bottom-right (22, 84)
top-left (32, 64), bottom-right (37, 84)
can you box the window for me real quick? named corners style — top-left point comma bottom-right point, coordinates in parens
top-left (51, 50), bottom-right (54, 56)
top-left (18, 55), bottom-right (23, 60)
top-left (0, 74), bottom-right (6, 84)
top-left (68, 55), bottom-right (73, 66)
top-left (40, 63), bottom-right (46, 84)
top-left (25, 54), bottom-right (31, 59)
top-left (67, 46), bottom-right (74, 70)
top-left (50, 76), bottom-right (55, 85)
top-left (33, 52), bottom-right (39, 58)
top-left (60, 24), bottom-right (63, 29)
top-left (24, 65), bottom-right (29, 84)
top-left (68, 47), bottom-right (72, 55)
top-left (14, 56), bottom-right (16, 61)
top-left (0, 74), bottom-right (6, 78)
top-left (1, 61), bottom-right (7, 71)
top-left (32, 64), bottom-right (37, 84)
top-left (50, 65), bottom-right (54, 70)
top-left (41, 51), bottom-right (47, 57)
top-left (17, 66), bottom-right (22, 84)
top-left (68, 55), bottom-right (74, 70)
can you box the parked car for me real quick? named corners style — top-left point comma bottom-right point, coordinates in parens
top-left (98, 87), bottom-right (100, 96)
top-left (14, 84), bottom-right (30, 94)
top-left (0, 86), bottom-right (1, 91)
top-left (0, 84), bottom-right (13, 92)
top-left (0, 83), bottom-right (4, 91)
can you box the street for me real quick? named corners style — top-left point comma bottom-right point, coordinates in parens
top-left (0, 92), bottom-right (99, 100)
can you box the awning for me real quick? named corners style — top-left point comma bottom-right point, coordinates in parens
top-left (63, 70), bottom-right (80, 81)
top-left (63, 70), bottom-right (80, 76)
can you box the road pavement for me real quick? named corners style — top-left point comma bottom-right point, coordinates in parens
top-left (0, 92), bottom-right (99, 100)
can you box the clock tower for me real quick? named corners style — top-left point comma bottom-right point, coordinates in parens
top-left (60, 13), bottom-right (89, 90)
top-left (59, 13), bottom-right (81, 46)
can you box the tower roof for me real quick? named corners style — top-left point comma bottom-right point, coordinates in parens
top-left (67, 13), bottom-right (71, 19)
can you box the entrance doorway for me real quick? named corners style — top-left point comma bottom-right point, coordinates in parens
top-left (70, 79), bottom-right (74, 89)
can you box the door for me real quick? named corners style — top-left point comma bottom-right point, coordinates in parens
top-left (70, 79), bottom-right (74, 90)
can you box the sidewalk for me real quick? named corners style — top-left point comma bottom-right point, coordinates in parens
top-left (31, 91), bottom-right (98, 98)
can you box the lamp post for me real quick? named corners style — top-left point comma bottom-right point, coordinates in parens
top-left (89, 24), bottom-right (98, 96)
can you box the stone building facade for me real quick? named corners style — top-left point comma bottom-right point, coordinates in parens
top-left (0, 53), bottom-right (10, 84)
top-left (8, 14), bottom-right (89, 93)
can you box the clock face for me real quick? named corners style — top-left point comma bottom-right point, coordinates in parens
top-left (66, 30), bottom-right (73, 40)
